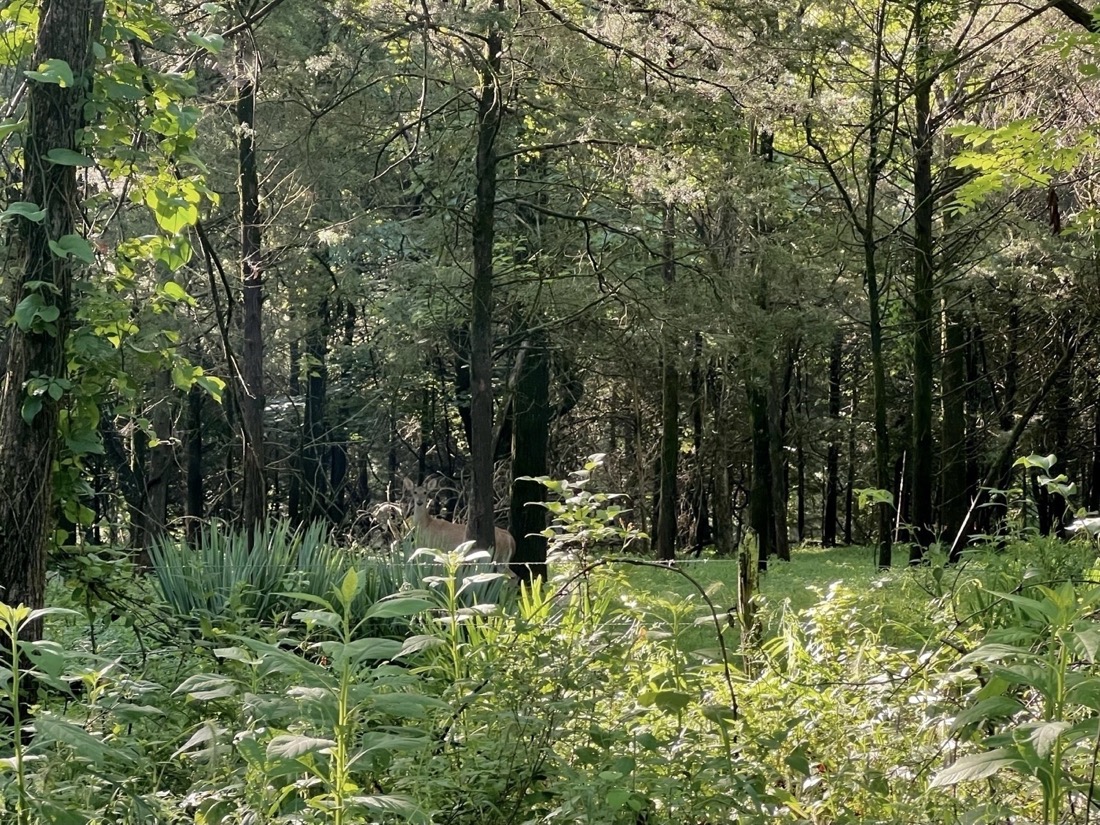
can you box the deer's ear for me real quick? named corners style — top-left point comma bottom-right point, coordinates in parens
top-left (402, 477), bottom-right (414, 491)
top-left (425, 477), bottom-right (439, 490)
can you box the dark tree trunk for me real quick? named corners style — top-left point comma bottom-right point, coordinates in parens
top-left (1044, 327), bottom-right (1074, 535)
top-left (510, 335), bottom-right (550, 583)
top-left (0, 0), bottom-right (98, 645)
top-left (655, 204), bottom-right (679, 561)
top-left (768, 365), bottom-right (790, 561)
top-left (145, 370), bottom-right (175, 553)
top-left (186, 385), bottom-right (205, 542)
top-left (711, 369), bottom-right (735, 559)
top-left (750, 384), bottom-right (772, 570)
top-left (941, 293), bottom-right (969, 551)
top-left (1090, 399), bottom-right (1100, 512)
top-left (302, 299), bottom-right (329, 522)
top-left (795, 365), bottom-right (806, 543)
top-left (689, 335), bottom-right (710, 553)
top-left (910, 1), bottom-right (935, 562)
top-left (466, 11), bottom-right (503, 552)
top-left (448, 327), bottom-right (474, 449)
top-left (236, 38), bottom-right (266, 533)
top-left (823, 332), bottom-right (842, 546)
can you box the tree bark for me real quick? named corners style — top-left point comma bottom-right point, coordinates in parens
top-left (749, 384), bottom-right (772, 569)
top-left (909, 0), bottom-right (935, 561)
top-left (941, 292), bottom-right (969, 549)
top-left (823, 332), bottom-right (842, 546)
top-left (654, 203), bottom-right (679, 561)
top-left (510, 335), bottom-right (550, 582)
top-left (768, 364), bottom-right (790, 561)
top-left (302, 298), bottom-right (329, 522)
top-left (236, 37), bottom-right (266, 533)
top-left (185, 385), bottom-right (205, 542)
top-left (466, 8), bottom-right (504, 552)
top-left (0, 0), bottom-right (98, 639)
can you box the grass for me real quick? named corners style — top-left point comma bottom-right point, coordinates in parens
top-left (590, 543), bottom-right (936, 651)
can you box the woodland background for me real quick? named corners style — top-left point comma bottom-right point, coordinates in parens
top-left (4, 0), bottom-right (1100, 608)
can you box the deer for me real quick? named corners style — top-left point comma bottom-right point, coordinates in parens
top-left (402, 477), bottom-right (516, 567)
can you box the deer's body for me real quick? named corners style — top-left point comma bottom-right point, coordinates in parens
top-left (404, 478), bottom-right (515, 565)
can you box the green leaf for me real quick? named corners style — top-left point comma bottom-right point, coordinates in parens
top-left (1027, 720), bottom-right (1071, 759)
top-left (173, 673), bottom-right (237, 701)
top-left (606, 788), bottom-right (632, 807)
top-left (36, 713), bottom-right (135, 764)
top-left (1, 202), bottom-right (44, 222)
top-left (950, 696), bottom-right (1025, 732)
top-left (44, 148), bottom-right (92, 167)
top-left (364, 594), bottom-right (435, 620)
top-left (267, 734), bottom-right (336, 760)
top-left (195, 374), bottom-right (226, 401)
top-left (25, 59), bottom-right (74, 87)
top-left (160, 280), bottom-right (193, 303)
top-left (0, 119), bottom-right (25, 142)
top-left (931, 748), bottom-right (1026, 787)
top-left (292, 608), bottom-right (342, 630)
top-left (344, 794), bottom-right (428, 823)
top-left (322, 637), bottom-right (403, 663)
top-left (186, 31), bottom-right (225, 52)
top-left (21, 396), bottom-right (42, 424)
top-left (48, 234), bottom-right (94, 263)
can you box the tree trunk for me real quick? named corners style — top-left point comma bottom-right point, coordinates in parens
top-left (302, 299), bottom-right (329, 522)
top-left (655, 204), bottom-right (679, 561)
top-left (236, 37), bottom-right (266, 533)
top-left (0, 0), bottom-right (97, 643)
top-left (749, 384), bottom-right (772, 569)
top-left (711, 369), bottom-right (735, 559)
top-left (844, 349), bottom-right (861, 545)
top-left (823, 332), bottom-right (842, 546)
top-left (186, 385), bottom-right (205, 542)
top-left (909, 0), bottom-right (935, 562)
top-left (510, 335), bottom-right (550, 582)
top-left (466, 13), bottom-right (504, 552)
top-left (689, 335), bottom-right (710, 553)
top-left (768, 365), bottom-right (790, 561)
top-left (1090, 398), bottom-right (1100, 512)
top-left (941, 292), bottom-right (969, 551)
top-left (145, 370), bottom-right (175, 552)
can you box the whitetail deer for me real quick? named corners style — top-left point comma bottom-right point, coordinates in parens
top-left (403, 477), bottom-right (516, 566)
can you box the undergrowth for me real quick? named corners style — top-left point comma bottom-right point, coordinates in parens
top-left (4, 527), bottom-right (1100, 823)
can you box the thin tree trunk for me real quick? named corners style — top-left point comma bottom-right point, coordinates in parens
top-left (750, 384), bottom-right (772, 569)
top-left (712, 368), bottom-right (735, 559)
top-left (236, 37), bottom-right (266, 533)
top-left (466, 9), bottom-right (504, 552)
top-left (844, 350), bottom-right (861, 546)
top-left (186, 385), bottom-right (204, 542)
top-left (768, 365), bottom-right (790, 561)
top-left (823, 332), bottom-right (842, 546)
top-left (941, 292), bottom-right (969, 548)
top-left (655, 204), bottom-right (679, 561)
top-left (145, 370), bottom-right (175, 552)
top-left (302, 298), bottom-right (329, 522)
top-left (910, 0), bottom-right (935, 562)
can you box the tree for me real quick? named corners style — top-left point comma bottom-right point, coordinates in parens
top-left (0, 0), bottom-right (99, 636)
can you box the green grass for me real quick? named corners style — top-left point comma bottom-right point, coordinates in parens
top-left (595, 544), bottom-right (935, 651)
top-left (614, 544), bottom-right (901, 608)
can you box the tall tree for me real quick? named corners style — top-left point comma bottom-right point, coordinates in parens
top-left (234, 33), bottom-right (266, 532)
top-left (466, 0), bottom-right (506, 552)
top-left (0, 0), bottom-right (99, 633)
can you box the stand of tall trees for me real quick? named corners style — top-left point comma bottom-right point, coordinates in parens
top-left (2, 0), bottom-right (1100, 593)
